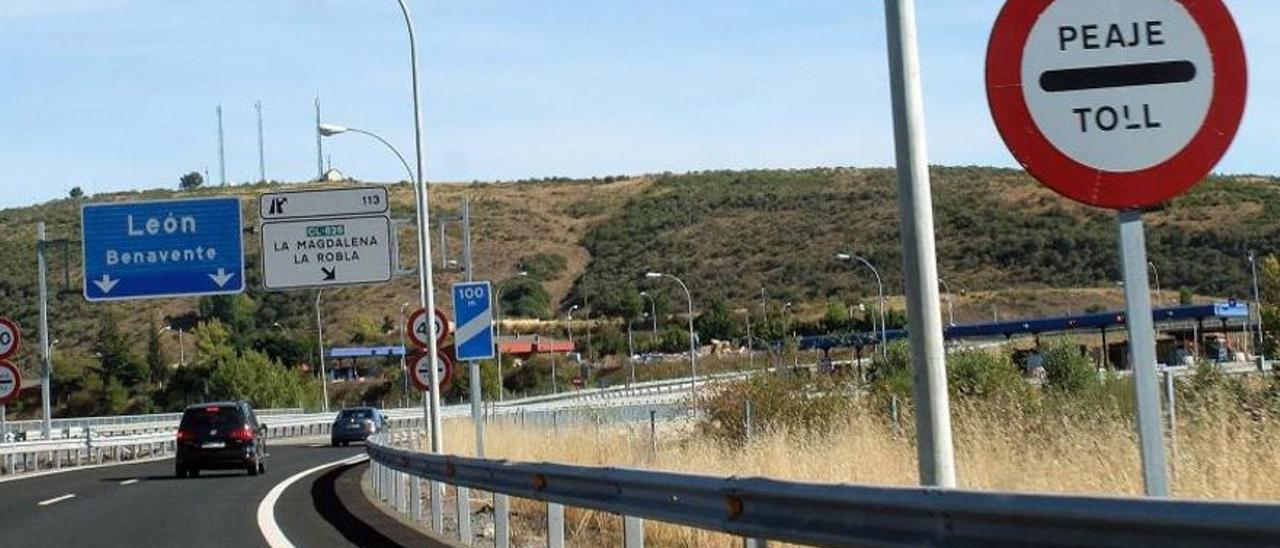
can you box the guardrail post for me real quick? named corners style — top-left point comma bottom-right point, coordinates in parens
top-left (52, 450), bottom-right (60, 469)
top-left (495, 493), bottom-right (510, 548)
top-left (411, 477), bottom-right (422, 522)
top-left (392, 470), bottom-right (402, 511)
top-left (458, 486), bottom-right (472, 544)
top-left (547, 502), bottom-right (565, 548)
top-left (744, 538), bottom-right (769, 548)
top-left (623, 516), bottom-right (644, 548)
top-left (431, 481), bottom-right (444, 533)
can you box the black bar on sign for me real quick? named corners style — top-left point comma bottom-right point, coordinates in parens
top-left (1039, 60), bottom-right (1196, 92)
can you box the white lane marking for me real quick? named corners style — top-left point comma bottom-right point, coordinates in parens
top-left (257, 454), bottom-right (367, 548)
top-left (119, 479), bottom-right (140, 486)
top-left (38, 494), bottom-right (76, 506)
top-left (307, 443), bottom-right (325, 448)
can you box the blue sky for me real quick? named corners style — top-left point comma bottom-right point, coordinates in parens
top-left (1, 0), bottom-right (1276, 209)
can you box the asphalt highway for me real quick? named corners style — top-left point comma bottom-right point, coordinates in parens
top-left (0, 442), bottom-right (436, 548)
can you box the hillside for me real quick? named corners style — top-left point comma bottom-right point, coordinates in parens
top-left (0, 166), bottom-right (1276, 387)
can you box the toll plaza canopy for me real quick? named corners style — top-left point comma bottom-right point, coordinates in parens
top-left (800, 303), bottom-right (1251, 351)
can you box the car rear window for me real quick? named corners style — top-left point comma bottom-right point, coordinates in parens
top-left (338, 409), bottom-right (374, 420)
top-left (181, 406), bottom-right (245, 429)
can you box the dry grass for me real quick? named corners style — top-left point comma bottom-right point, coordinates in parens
top-left (422, 398), bottom-right (1280, 547)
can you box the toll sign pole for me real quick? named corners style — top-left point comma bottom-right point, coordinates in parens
top-left (882, 0), bottom-right (956, 488)
top-left (1118, 211), bottom-right (1170, 495)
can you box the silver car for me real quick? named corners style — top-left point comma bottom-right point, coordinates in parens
top-left (330, 407), bottom-right (385, 446)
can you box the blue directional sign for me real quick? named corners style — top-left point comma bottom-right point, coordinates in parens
top-left (452, 281), bottom-right (495, 361)
top-left (81, 197), bottom-right (245, 301)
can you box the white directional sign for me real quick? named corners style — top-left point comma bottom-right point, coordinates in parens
top-left (259, 187), bottom-right (388, 220)
top-left (261, 215), bottom-right (393, 290)
top-left (986, 0), bottom-right (1247, 209)
top-left (0, 360), bottom-right (19, 405)
top-left (0, 318), bottom-right (19, 361)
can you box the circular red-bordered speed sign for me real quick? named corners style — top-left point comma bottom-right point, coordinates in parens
top-left (986, 0), bottom-right (1246, 209)
top-left (0, 360), bottom-right (21, 405)
top-left (0, 318), bottom-right (20, 361)
top-left (408, 351), bottom-right (453, 392)
top-left (407, 308), bottom-right (452, 349)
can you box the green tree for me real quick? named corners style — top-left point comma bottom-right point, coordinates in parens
top-left (94, 313), bottom-right (147, 389)
top-left (199, 293), bottom-right (259, 345)
top-left (68, 186), bottom-right (84, 199)
top-left (500, 278), bottom-right (553, 319)
top-left (1179, 287), bottom-right (1195, 306)
top-left (179, 171), bottom-right (204, 190)
top-left (1041, 340), bottom-right (1099, 394)
top-left (694, 298), bottom-right (736, 342)
top-left (146, 318), bottom-right (170, 386)
top-left (823, 300), bottom-right (851, 332)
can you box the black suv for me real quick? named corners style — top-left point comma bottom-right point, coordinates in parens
top-left (331, 407), bottom-right (385, 446)
top-left (175, 401), bottom-right (268, 478)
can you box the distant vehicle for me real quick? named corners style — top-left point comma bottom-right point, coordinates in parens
top-left (174, 401), bottom-right (268, 478)
top-left (331, 407), bottom-right (385, 447)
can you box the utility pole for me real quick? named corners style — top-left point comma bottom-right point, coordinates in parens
top-left (315, 96), bottom-right (324, 181)
top-left (36, 222), bottom-right (52, 439)
top-left (216, 104), bottom-right (226, 186)
top-left (256, 100), bottom-right (266, 184)
top-left (883, 0), bottom-right (955, 488)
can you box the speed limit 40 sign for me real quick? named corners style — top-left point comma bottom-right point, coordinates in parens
top-left (406, 308), bottom-right (451, 349)
top-left (0, 318), bottom-right (20, 361)
top-left (986, 0), bottom-right (1246, 209)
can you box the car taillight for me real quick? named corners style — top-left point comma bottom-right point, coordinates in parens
top-left (230, 425), bottom-right (254, 441)
top-left (176, 429), bottom-right (194, 442)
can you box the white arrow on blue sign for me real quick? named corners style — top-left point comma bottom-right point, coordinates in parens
top-left (452, 281), bottom-right (495, 361)
top-left (81, 197), bottom-right (246, 301)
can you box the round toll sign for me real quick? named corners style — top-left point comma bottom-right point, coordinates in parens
top-left (409, 352), bottom-right (453, 392)
top-left (0, 360), bottom-right (20, 405)
top-left (407, 308), bottom-right (452, 349)
top-left (986, 0), bottom-right (1246, 209)
top-left (0, 318), bottom-right (19, 361)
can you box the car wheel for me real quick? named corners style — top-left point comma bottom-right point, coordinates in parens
top-left (331, 439), bottom-right (338, 447)
top-left (189, 467), bottom-right (200, 478)
top-left (258, 460), bottom-right (266, 474)
top-left (175, 463), bottom-right (188, 479)
top-left (248, 456), bottom-right (261, 476)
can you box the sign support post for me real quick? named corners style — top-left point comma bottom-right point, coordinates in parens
top-left (883, 0), bottom-right (956, 488)
top-left (37, 221), bottom-right (53, 440)
top-left (1118, 210), bottom-right (1171, 496)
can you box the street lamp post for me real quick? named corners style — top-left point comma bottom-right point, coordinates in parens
top-left (937, 278), bottom-right (956, 327)
top-left (493, 272), bottom-right (527, 403)
top-left (639, 291), bottom-right (657, 337)
top-left (315, 289), bottom-right (330, 413)
top-left (1148, 261), bottom-right (1162, 307)
top-left (837, 253), bottom-right (887, 355)
top-left (1249, 252), bottom-right (1265, 359)
top-left (317, 124), bottom-right (414, 182)
top-left (627, 317), bottom-right (636, 387)
top-left (164, 326), bottom-right (186, 367)
top-left (646, 272), bottom-right (697, 400)
top-left (399, 301), bottom-right (411, 407)
top-left (567, 305), bottom-right (579, 347)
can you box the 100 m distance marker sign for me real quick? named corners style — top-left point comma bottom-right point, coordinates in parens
top-left (986, 0), bottom-right (1246, 209)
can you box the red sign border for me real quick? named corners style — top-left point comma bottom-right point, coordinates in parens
top-left (0, 359), bottom-right (21, 405)
top-left (0, 317), bottom-right (20, 361)
top-left (408, 351), bottom-right (453, 392)
top-left (986, 0), bottom-right (1247, 210)
top-left (433, 309), bottom-right (451, 346)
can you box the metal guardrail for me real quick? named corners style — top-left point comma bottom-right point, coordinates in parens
top-left (3, 407), bottom-right (306, 441)
top-left (0, 396), bottom-right (685, 478)
top-left (366, 431), bottom-right (1280, 547)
